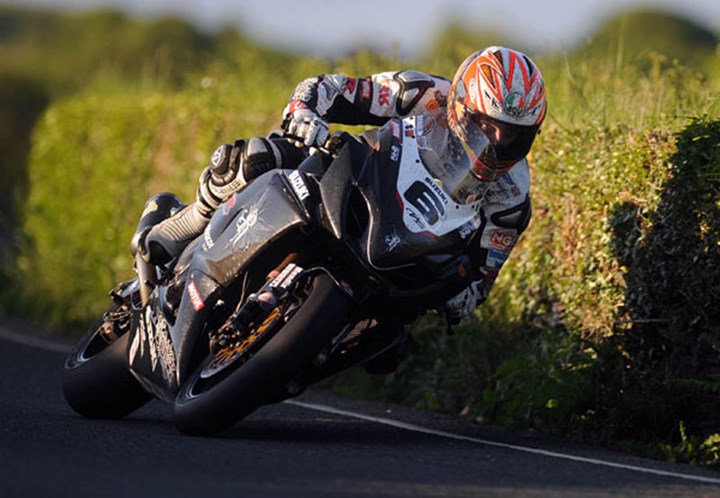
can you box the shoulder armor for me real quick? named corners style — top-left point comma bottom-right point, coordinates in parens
top-left (393, 70), bottom-right (435, 115)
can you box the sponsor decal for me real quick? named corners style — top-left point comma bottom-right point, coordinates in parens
top-left (424, 177), bottom-right (449, 204)
top-left (360, 80), bottom-right (371, 100)
top-left (288, 170), bottom-right (310, 201)
top-left (422, 117), bottom-right (435, 135)
top-left (222, 193), bottom-right (238, 215)
top-left (404, 121), bottom-right (416, 139)
top-left (486, 248), bottom-right (510, 269)
top-left (384, 227), bottom-right (401, 252)
top-left (391, 120), bottom-right (401, 140)
top-left (269, 263), bottom-right (303, 289)
top-left (426, 99), bottom-right (439, 112)
top-left (202, 227), bottom-right (214, 251)
top-left (490, 231), bottom-right (517, 250)
top-left (134, 306), bottom-right (177, 383)
top-left (229, 206), bottom-right (259, 247)
top-left (406, 209), bottom-right (426, 230)
top-left (458, 224), bottom-right (473, 240)
top-left (187, 280), bottom-right (205, 311)
top-left (378, 85), bottom-right (391, 106)
top-left (390, 145), bottom-right (400, 162)
top-left (287, 99), bottom-right (309, 113)
top-left (503, 174), bottom-right (521, 197)
top-left (343, 77), bottom-right (357, 94)
top-left (503, 92), bottom-right (527, 118)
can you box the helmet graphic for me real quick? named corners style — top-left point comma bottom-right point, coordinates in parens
top-left (447, 46), bottom-right (547, 181)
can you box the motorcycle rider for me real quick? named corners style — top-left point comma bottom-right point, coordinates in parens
top-left (142, 46), bottom-right (547, 326)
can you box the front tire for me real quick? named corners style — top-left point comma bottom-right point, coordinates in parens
top-left (173, 274), bottom-right (352, 436)
top-left (62, 304), bottom-right (152, 419)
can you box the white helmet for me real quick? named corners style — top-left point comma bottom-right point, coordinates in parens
top-left (447, 46), bottom-right (547, 181)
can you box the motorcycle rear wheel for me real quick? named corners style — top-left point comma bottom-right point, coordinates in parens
top-left (173, 273), bottom-right (352, 436)
top-left (62, 303), bottom-right (152, 419)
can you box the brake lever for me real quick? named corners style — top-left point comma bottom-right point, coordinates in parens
top-left (281, 131), bottom-right (350, 160)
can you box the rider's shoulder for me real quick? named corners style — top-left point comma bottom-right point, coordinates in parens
top-left (506, 159), bottom-right (530, 191)
top-left (485, 159), bottom-right (530, 203)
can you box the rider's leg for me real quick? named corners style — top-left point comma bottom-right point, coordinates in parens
top-left (142, 137), bottom-right (305, 264)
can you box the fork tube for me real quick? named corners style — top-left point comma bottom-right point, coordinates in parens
top-left (135, 253), bottom-right (156, 306)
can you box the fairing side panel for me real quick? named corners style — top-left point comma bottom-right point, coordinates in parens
top-left (320, 119), bottom-right (478, 271)
top-left (129, 170), bottom-right (312, 399)
top-left (194, 171), bottom-right (311, 287)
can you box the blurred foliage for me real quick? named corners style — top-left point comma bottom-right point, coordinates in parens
top-left (0, 72), bottom-right (48, 284)
top-left (1, 4), bottom-right (720, 466)
top-left (0, 73), bottom-right (48, 231)
top-left (421, 23), bottom-right (509, 76)
top-left (577, 9), bottom-right (719, 74)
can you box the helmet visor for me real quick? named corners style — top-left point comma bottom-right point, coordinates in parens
top-left (470, 113), bottom-right (539, 162)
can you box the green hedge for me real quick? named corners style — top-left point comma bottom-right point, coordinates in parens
top-left (13, 89), bottom-right (281, 327)
top-left (329, 117), bottom-right (720, 465)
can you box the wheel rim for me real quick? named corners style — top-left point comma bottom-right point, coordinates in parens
top-left (66, 304), bottom-right (131, 368)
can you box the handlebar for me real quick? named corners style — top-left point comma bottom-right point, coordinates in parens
top-left (281, 131), bottom-right (353, 160)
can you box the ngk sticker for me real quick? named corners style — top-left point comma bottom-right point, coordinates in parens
top-left (490, 231), bottom-right (517, 250)
top-left (187, 280), bottom-right (205, 311)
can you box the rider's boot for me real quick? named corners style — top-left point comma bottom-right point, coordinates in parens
top-left (142, 137), bottom-right (296, 265)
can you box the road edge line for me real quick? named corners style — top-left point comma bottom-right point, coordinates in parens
top-left (287, 399), bottom-right (720, 486)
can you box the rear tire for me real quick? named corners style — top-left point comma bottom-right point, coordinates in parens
top-left (173, 274), bottom-right (351, 436)
top-left (62, 304), bottom-right (152, 419)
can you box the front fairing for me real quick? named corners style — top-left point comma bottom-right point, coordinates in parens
top-left (320, 117), bottom-right (479, 298)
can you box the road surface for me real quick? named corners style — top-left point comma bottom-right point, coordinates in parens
top-left (1, 324), bottom-right (719, 497)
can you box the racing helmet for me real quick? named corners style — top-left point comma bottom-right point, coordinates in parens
top-left (447, 46), bottom-right (547, 183)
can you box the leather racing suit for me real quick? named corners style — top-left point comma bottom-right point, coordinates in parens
top-left (283, 70), bottom-right (532, 317)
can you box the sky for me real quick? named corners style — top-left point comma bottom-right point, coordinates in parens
top-left (9, 0), bottom-right (720, 57)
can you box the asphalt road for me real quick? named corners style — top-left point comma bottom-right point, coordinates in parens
top-left (2, 326), bottom-right (720, 498)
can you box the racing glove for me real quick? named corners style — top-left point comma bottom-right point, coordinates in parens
top-left (282, 101), bottom-right (329, 148)
top-left (445, 282), bottom-right (486, 325)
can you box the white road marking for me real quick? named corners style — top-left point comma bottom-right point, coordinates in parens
top-left (3, 327), bottom-right (719, 486)
top-left (0, 326), bottom-right (72, 353)
top-left (286, 400), bottom-right (720, 485)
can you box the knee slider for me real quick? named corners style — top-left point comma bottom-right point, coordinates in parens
top-left (209, 142), bottom-right (241, 186)
top-left (204, 140), bottom-right (248, 203)
top-left (205, 138), bottom-right (282, 202)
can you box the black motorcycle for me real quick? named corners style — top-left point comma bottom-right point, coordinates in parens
top-left (62, 116), bottom-right (481, 435)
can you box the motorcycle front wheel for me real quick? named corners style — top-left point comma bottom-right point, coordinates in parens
top-left (62, 303), bottom-right (152, 419)
top-left (173, 273), bottom-right (352, 436)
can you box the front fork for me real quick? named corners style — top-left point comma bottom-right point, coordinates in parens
top-left (210, 253), bottom-right (304, 353)
top-left (135, 253), bottom-right (156, 306)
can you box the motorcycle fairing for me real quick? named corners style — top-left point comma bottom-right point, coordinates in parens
top-left (320, 117), bottom-right (479, 272)
top-left (129, 170), bottom-right (314, 399)
top-left (128, 267), bottom-right (221, 402)
top-left (395, 116), bottom-right (480, 239)
top-left (194, 170), bottom-right (312, 287)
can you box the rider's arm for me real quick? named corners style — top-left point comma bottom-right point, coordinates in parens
top-left (446, 161), bottom-right (532, 322)
top-left (283, 71), bottom-right (451, 127)
top-left (476, 160), bottom-right (532, 299)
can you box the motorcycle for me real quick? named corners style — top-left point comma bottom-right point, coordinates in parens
top-left (62, 115), bottom-right (481, 435)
